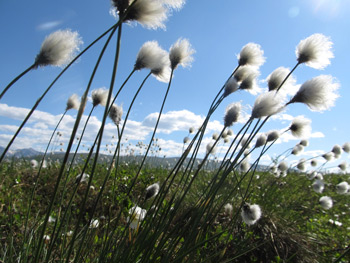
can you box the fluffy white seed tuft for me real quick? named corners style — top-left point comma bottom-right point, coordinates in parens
top-left (267, 66), bottom-right (296, 92)
top-left (251, 91), bottom-right (284, 119)
top-left (92, 88), bottom-right (109, 107)
top-left (336, 182), bottom-right (349, 194)
top-left (145, 183), bottom-right (160, 200)
top-left (342, 142), bottom-right (350, 153)
top-left (241, 204), bottom-right (262, 225)
top-left (109, 104), bottom-right (123, 126)
top-left (266, 130), bottom-right (280, 142)
top-left (66, 94), bottom-right (80, 111)
top-left (238, 43), bottom-right (265, 68)
top-left (255, 134), bottom-right (267, 148)
top-left (169, 38), bottom-right (195, 70)
top-left (296, 33), bottom-right (334, 70)
top-left (127, 206), bottom-right (147, 229)
top-left (312, 179), bottom-right (324, 193)
top-left (35, 29), bottom-right (83, 68)
top-left (288, 75), bottom-right (339, 112)
top-left (289, 116), bottom-right (312, 138)
top-left (319, 196), bottom-right (333, 210)
top-left (224, 102), bottom-right (241, 127)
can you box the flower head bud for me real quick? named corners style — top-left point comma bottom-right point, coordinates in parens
top-left (266, 130), bottom-right (280, 142)
top-left (322, 152), bottom-right (334, 161)
top-left (296, 33), bottom-right (334, 69)
top-left (183, 136), bottom-right (190, 144)
top-left (278, 161), bottom-right (288, 172)
top-left (224, 203), bottom-right (233, 216)
top-left (66, 93), bottom-right (80, 111)
top-left (336, 181), bottom-right (349, 194)
top-left (92, 88), bottom-right (109, 107)
top-left (289, 116), bottom-right (311, 138)
top-left (241, 203), bottom-right (262, 225)
top-left (111, 0), bottom-right (168, 30)
top-left (267, 67), bottom-right (296, 92)
top-left (311, 160), bottom-right (317, 167)
top-left (145, 182), bottom-right (160, 200)
top-left (331, 144), bottom-right (342, 156)
top-left (319, 196), bottom-right (333, 210)
top-left (34, 29), bottom-right (83, 68)
top-left (299, 139), bottom-right (309, 147)
top-left (342, 142), bottom-right (350, 153)
top-left (238, 43), bottom-right (265, 68)
top-left (224, 102), bottom-right (241, 127)
top-left (338, 161), bottom-right (347, 171)
top-left (251, 91), bottom-right (284, 119)
top-left (292, 144), bottom-right (304, 155)
top-left (288, 75), bottom-right (339, 112)
top-left (109, 104), bottom-right (123, 126)
top-left (312, 179), bottom-right (324, 193)
top-left (297, 159), bottom-right (306, 171)
top-left (255, 134), bottom-right (267, 148)
top-left (169, 38), bottom-right (195, 70)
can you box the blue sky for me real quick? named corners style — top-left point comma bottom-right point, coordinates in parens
top-left (1, 0), bottom-right (350, 172)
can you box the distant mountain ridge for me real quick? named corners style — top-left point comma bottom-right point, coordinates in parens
top-left (0, 147), bottom-right (43, 158)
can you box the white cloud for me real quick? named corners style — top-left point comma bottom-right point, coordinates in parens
top-left (36, 21), bottom-right (63, 31)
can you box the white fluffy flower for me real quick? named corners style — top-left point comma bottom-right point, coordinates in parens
top-left (238, 43), bottom-right (265, 68)
top-left (89, 219), bottom-right (99, 228)
top-left (278, 161), bottom-right (288, 172)
top-left (183, 136), bottom-right (190, 144)
top-left (30, 159), bottom-right (38, 168)
top-left (319, 196), bottom-right (333, 210)
top-left (299, 139), bottom-right (309, 147)
top-left (134, 41), bottom-right (171, 82)
top-left (322, 152), bottom-right (334, 161)
top-left (255, 134), bottom-right (267, 148)
top-left (266, 130), bottom-right (280, 142)
top-left (35, 29), bottom-right (83, 67)
top-left (127, 206), bottom-right (147, 229)
top-left (288, 75), bottom-right (340, 112)
top-left (338, 161), bottom-right (347, 171)
top-left (296, 33), bottom-right (334, 70)
top-left (241, 204), bottom-right (262, 225)
top-left (336, 182), bottom-right (349, 194)
top-left (312, 180), bottom-right (324, 193)
top-left (224, 203), bottom-right (233, 216)
top-left (223, 77), bottom-right (239, 97)
top-left (292, 145), bottom-right (304, 156)
top-left (239, 70), bottom-right (261, 95)
top-left (66, 93), bottom-right (80, 111)
top-left (342, 142), bottom-right (350, 153)
top-left (297, 159), bottom-right (306, 171)
top-left (267, 66), bottom-right (296, 93)
top-left (224, 102), bottom-right (241, 127)
top-left (92, 88), bottom-right (109, 107)
top-left (206, 141), bottom-right (217, 155)
top-left (212, 133), bottom-right (219, 140)
top-left (331, 145), bottom-right (342, 156)
top-left (75, 173), bottom-right (90, 184)
top-left (145, 182), bottom-right (160, 200)
top-left (251, 91), bottom-right (284, 119)
top-left (240, 160), bottom-right (250, 172)
top-left (112, 0), bottom-right (168, 30)
top-left (109, 104), bottom-right (123, 126)
top-left (311, 160), bottom-right (318, 167)
top-left (289, 116), bottom-right (311, 138)
top-left (169, 38), bottom-right (195, 70)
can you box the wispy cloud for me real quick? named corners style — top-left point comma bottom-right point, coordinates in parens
top-left (36, 20), bottom-right (63, 31)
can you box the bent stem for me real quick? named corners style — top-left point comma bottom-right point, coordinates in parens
top-left (0, 63), bottom-right (36, 100)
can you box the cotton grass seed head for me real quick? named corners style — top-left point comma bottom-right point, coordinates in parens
top-left (206, 141), bottom-right (217, 155)
top-left (241, 203), bottom-right (262, 225)
top-left (292, 144), bottom-right (304, 155)
top-left (224, 203), bottom-right (233, 216)
top-left (240, 160), bottom-right (250, 172)
top-left (238, 43), bottom-right (265, 68)
top-left (289, 116), bottom-right (311, 138)
top-left (224, 102), bottom-right (241, 127)
top-left (92, 88), bottom-right (109, 107)
top-left (331, 144), bottom-right (342, 156)
top-left (189, 126), bottom-right (195, 134)
top-left (278, 161), bottom-right (288, 172)
top-left (311, 160), bottom-right (318, 167)
top-left (128, 205), bottom-right (147, 229)
top-left (35, 29), bottom-right (82, 68)
top-left (30, 159), bottom-right (38, 168)
top-left (342, 142), bottom-right (350, 153)
top-left (312, 179), bottom-right (324, 193)
top-left (267, 67), bottom-right (296, 92)
top-left (223, 77), bottom-right (239, 97)
top-left (338, 161), bottom-right (347, 171)
top-left (134, 41), bottom-right (171, 82)
top-left (322, 152), bottom-right (334, 161)
top-left (296, 33), bottom-right (334, 70)
top-left (111, 0), bottom-right (168, 30)
top-left (251, 91), bottom-right (284, 119)
top-left (319, 196), bottom-right (333, 210)
top-left (183, 136), bottom-right (190, 144)
top-left (169, 38), bottom-right (195, 70)
top-left (288, 75), bottom-right (339, 112)
top-left (145, 182), bottom-right (159, 200)
top-left (297, 159), bottom-right (306, 171)
top-left (299, 139), bottom-right (309, 147)
top-left (336, 182), bottom-right (349, 195)
top-left (66, 93), bottom-right (80, 111)
top-left (109, 104), bottom-right (123, 126)
top-left (255, 134), bottom-right (267, 148)
top-left (266, 130), bottom-right (280, 142)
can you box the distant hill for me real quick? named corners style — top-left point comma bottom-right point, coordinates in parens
top-left (0, 146), bottom-right (42, 158)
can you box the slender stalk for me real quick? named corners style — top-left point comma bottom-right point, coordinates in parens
top-left (0, 63), bottom-right (36, 100)
top-left (0, 23), bottom-right (120, 164)
top-left (276, 62), bottom-right (300, 93)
